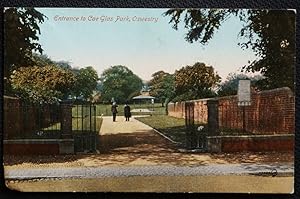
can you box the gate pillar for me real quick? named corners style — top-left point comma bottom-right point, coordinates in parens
top-left (207, 99), bottom-right (220, 136)
top-left (185, 101), bottom-right (196, 149)
top-left (60, 102), bottom-right (73, 139)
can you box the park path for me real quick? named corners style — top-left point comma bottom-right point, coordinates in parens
top-left (98, 115), bottom-right (175, 154)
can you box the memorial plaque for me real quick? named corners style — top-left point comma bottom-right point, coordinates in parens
top-left (238, 80), bottom-right (251, 106)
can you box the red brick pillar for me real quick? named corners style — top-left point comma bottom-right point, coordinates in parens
top-left (207, 99), bottom-right (220, 136)
top-left (60, 102), bottom-right (73, 139)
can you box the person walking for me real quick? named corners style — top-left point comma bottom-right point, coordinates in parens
top-left (111, 102), bottom-right (118, 122)
top-left (124, 102), bottom-right (131, 121)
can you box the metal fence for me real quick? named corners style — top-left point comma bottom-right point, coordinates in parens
top-left (72, 102), bottom-right (98, 152)
top-left (5, 101), bottom-right (97, 133)
top-left (4, 102), bottom-right (61, 139)
top-left (4, 99), bottom-right (99, 153)
top-left (72, 103), bottom-right (97, 133)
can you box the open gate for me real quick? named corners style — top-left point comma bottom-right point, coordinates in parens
top-left (72, 102), bottom-right (98, 153)
top-left (185, 102), bottom-right (207, 150)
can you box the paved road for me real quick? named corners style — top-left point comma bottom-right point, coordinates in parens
top-left (5, 163), bottom-right (294, 180)
top-left (6, 175), bottom-right (294, 193)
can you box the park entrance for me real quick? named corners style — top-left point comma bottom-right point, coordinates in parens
top-left (185, 102), bottom-right (207, 150)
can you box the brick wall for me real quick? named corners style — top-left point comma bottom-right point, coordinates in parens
top-left (168, 87), bottom-right (295, 134)
top-left (3, 143), bottom-right (60, 155)
top-left (207, 135), bottom-right (294, 152)
top-left (3, 139), bottom-right (74, 155)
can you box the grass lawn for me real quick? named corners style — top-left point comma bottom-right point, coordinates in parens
top-left (43, 117), bottom-right (103, 132)
top-left (136, 115), bottom-right (254, 146)
top-left (135, 115), bottom-right (187, 144)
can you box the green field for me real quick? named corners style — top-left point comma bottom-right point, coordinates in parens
top-left (43, 116), bottom-right (102, 132)
top-left (135, 115), bottom-right (187, 144)
top-left (136, 115), bottom-right (211, 145)
top-left (136, 115), bottom-right (254, 145)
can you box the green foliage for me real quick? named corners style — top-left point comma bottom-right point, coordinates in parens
top-left (4, 8), bottom-right (46, 87)
top-left (239, 10), bottom-right (295, 90)
top-left (72, 66), bottom-right (99, 100)
top-left (127, 90), bottom-right (142, 102)
top-left (149, 71), bottom-right (175, 106)
top-left (32, 53), bottom-right (73, 69)
top-left (28, 54), bottom-right (98, 101)
top-left (31, 53), bottom-right (55, 66)
top-left (55, 61), bottom-right (72, 69)
top-left (174, 62), bottom-right (220, 101)
top-left (217, 73), bottom-right (264, 97)
top-left (10, 65), bottom-right (76, 104)
top-left (100, 65), bottom-right (143, 104)
top-left (164, 9), bottom-right (295, 91)
top-left (164, 9), bottom-right (231, 45)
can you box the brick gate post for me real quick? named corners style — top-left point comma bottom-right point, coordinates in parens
top-left (59, 101), bottom-right (74, 154)
top-left (207, 99), bottom-right (220, 136)
top-left (60, 102), bottom-right (73, 139)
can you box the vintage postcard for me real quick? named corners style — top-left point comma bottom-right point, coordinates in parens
top-left (3, 8), bottom-right (295, 193)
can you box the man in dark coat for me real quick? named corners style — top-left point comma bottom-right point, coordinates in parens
top-left (111, 102), bottom-right (118, 122)
top-left (124, 102), bottom-right (131, 121)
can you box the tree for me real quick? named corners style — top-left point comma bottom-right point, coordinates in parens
top-left (55, 61), bottom-right (72, 70)
top-left (149, 71), bottom-right (175, 106)
top-left (28, 54), bottom-right (99, 101)
top-left (10, 65), bottom-right (76, 104)
top-left (72, 66), bottom-right (99, 100)
top-left (4, 7), bottom-right (46, 93)
top-left (217, 73), bottom-right (264, 97)
top-left (174, 62), bottom-right (220, 101)
top-left (100, 65), bottom-right (143, 104)
top-left (31, 53), bottom-right (73, 69)
top-left (164, 9), bottom-right (295, 90)
top-left (31, 53), bottom-right (55, 67)
top-left (90, 90), bottom-right (102, 103)
top-left (239, 10), bottom-right (295, 90)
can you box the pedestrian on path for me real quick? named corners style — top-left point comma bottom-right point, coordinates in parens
top-left (124, 102), bottom-right (131, 121)
top-left (111, 102), bottom-right (118, 122)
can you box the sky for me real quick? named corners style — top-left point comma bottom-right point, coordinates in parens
top-left (36, 8), bottom-right (258, 82)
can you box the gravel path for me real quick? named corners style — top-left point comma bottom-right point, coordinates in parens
top-left (5, 163), bottom-right (294, 180)
top-left (100, 116), bottom-right (155, 135)
top-left (98, 115), bottom-right (175, 153)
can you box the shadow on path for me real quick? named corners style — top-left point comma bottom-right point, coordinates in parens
top-left (3, 118), bottom-right (294, 167)
top-left (98, 130), bottom-right (175, 154)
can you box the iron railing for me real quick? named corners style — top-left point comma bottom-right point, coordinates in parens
top-left (72, 102), bottom-right (98, 152)
top-left (4, 102), bottom-right (61, 139)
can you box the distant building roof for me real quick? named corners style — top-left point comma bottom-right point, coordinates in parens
top-left (132, 95), bottom-right (155, 100)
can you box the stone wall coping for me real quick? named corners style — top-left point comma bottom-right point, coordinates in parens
top-left (4, 139), bottom-right (74, 144)
top-left (255, 87), bottom-right (293, 95)
top-left (207, 134), bottom-right (294, 139)
top-left (168, 87), bottom-right (294, 105)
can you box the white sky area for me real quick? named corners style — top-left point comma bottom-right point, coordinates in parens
top-left (37, 8), bottom-right (259, 82)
